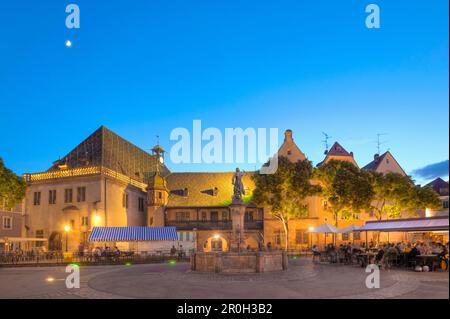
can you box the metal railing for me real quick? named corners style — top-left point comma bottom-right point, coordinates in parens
top-left (244, 220), bottom-right (264, 230)
top-left (0, 250), bottom-right (191, 267)
top-left (165, 220), bottom-right (232, 230)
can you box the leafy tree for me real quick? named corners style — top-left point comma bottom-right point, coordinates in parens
top-left (368, 172), bottom-right (415, 220)
top-left (315, 160), bottom-right (374, 229)
top-left (0, 157), bottom-right (26, 209)
top-left (252, 156), bottom-right (321, 250)
top-left (368, 172), bottom-right (442, 220)
top-left (409, 185), bottom-right (442, 212)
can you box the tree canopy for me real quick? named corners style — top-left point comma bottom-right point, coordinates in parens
top-left (252, 156), bottom-right (321, 250)
top-left (0, 157), bottom-right (26, 209)
top-left (315, 160), bottom-right (374, 225)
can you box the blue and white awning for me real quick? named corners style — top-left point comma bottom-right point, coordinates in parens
top-left (88, 227), bottom-right (178, 242)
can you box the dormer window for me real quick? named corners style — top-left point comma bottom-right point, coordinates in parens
top-left (213, 187), bottom-right (218, 196)
top-left (183, 188), bottom-right (189, 197)
top-left (287, 150), bottom-right (292, 155)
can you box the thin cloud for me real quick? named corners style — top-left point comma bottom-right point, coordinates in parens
top-left (411, 160), bottom-right (449, 181)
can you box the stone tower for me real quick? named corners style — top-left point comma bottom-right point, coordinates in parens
top-left (146, 144), bottom-right (169, 226)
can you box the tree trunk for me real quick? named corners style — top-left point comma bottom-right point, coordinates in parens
top-left (282, 220), bottom-right (289, 251)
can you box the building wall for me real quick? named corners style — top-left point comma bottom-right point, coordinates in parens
top-left (0, 210), bottom-right (23, 238)
top-left (24, 174), bottom-right (146, 251)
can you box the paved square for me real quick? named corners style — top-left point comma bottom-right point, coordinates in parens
top-left (1, 258), bottom-right (448, 299)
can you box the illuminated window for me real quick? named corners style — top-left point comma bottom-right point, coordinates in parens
top-left (342, 233), bottom-right (349, 241)
top-left (353, 232), bottom-right (361, 240)
top-left (81, 216), bottom-right (89, 226)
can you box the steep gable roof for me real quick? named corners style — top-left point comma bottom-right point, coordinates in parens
top-left (362, 151), bottom-right (407, 176)
top-left (317, 142), bottom-right (358, 168)
top-left (277, 129), bottom-right (307, 162)
top-left (425, 177), bottom-right (449, 196)
top-left (49, 126), bottom-right (169, 180)
top-left (326, 142), bottom-right (351, 157)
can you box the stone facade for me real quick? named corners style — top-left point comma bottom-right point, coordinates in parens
top-left (21, 126), bottom-right (418, 253)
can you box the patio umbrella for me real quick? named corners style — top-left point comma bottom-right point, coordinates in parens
top-left (306, 223), bottom-right (338, 234)
top-left (337, 224), bottom-right (361, 233)
top-left (306, 223), bottom-right (338, 247)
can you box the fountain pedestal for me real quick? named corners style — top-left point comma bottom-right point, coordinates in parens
top-left (229, 197), bottom-right (246, 252)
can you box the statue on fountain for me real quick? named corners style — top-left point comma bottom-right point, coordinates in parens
top-left (232, 167), bottom-right (245, 203)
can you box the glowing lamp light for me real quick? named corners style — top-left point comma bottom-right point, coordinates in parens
top-left (168, 259), bottom-right (177, 266)
top-left (46, 277), bottom-right (55, 283)
top-left (94, 215), bottom-right (101, 225)
top-left (308, 227), bottom-right (315, 232)
top-left (213, 234), bottom-right (220, 239)
top-left (64, 225), bottom-right (71, 232)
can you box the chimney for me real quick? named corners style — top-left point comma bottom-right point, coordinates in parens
top-left (350, 152), bottom-right (354, 157)
top-left (374, 154), bottom-right (379, 160)
top-left (284, 129), bottom-right (293, 142)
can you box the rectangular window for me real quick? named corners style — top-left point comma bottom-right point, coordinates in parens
top-left (443, 200), bottom-right (449, 209)
top-left (179, 232), bottom-right (184, 241)
top-left (77, 187), bottom-right (86, 202)
top-left (201, 211), bottom-right (207, 221)
top-left (81, 216), bottom-right (89, 226)
top-left (36, 230), bottom-right (44, 247)
top-left (2, 217), bottom-right (12, 230)
top-left (64, 189), bottom-right (73, 203)
top-left (295, 229), bottom-right (309, 245)
top-left (70, 219), bottom-right (75, 229)
top-left (221, 211), bottom-right (229, 221)
top-left (122, 193), bottom-right (129, 208)
top-left (342, 233), bottom-right (349, 241)
top-left (245, 211), bottom-right (254, 222)
top-left (48, 190), bottom-right (56, 205)
top-left (353, 232), bottom-right (361, 240)
top-left (210, 211), bottom-right (218, 221)
top-left (176, 212), bottom-right (190, 221)
top-left (274, 230), bottom-right (281, 245)
top-left (33, 192), bottom-right (41, 205)
top-left (138, 197), bottom-right (145, 212)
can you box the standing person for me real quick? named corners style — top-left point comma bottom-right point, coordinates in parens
top-left (311, 245), bottom-right (321, 263)
top-left (78, 242), bottom-right (84, 257)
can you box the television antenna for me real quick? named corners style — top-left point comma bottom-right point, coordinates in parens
top-left (322, 132), bottom-right (332, 154)
top-left (376, 133), bottom-right (388, 155)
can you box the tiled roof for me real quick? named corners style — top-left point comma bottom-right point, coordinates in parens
top-left (326, 142), bottom-right (351, 156)
top-left (165, 172), bottom-right (256, 207)
top-left (425, 177), bottom-right (449, 196)
top-left (362, 152), bottom-right (388, 171)
top-left (48, 126), bottom-right (169, 181)
top-left (317, 142), bottom-right (355, 167)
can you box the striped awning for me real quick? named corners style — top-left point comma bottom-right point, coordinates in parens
top-left (88, 227), bottom-right (178, 242)
top-left (358, 217), bottom-right (449, 232)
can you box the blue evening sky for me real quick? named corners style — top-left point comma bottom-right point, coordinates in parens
top-left (0, 0), bottom-right (448, 184)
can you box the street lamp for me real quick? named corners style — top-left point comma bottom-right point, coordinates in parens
top-left (64, 225), bottom-right (71, 252)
